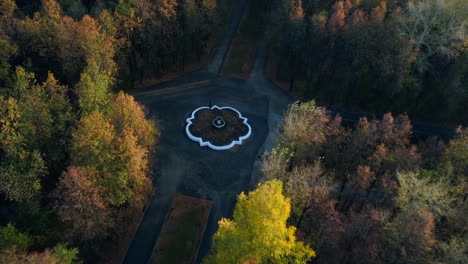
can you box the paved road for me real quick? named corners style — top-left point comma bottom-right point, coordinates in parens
top-left (122, 1), bottom-right (288, 263)
top-left (126, 74), bottom-right (272, 264)
top-left (326, 108), bottom-right (457, 141)
top-left (204, 0), bottom-right (249, 74)
top-left (123, 43), bottom-right (293, 264)
top-left (122, 1), bottom-right (458, 263)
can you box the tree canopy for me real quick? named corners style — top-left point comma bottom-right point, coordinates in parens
top-left (0, 0), bottom-right (167, 260)
top-left (268, 0), bottom-right (468, 124)
top-left (262, 100), bottom-right (467, 264)
top-left (204, 180), bottom-right (315, 264)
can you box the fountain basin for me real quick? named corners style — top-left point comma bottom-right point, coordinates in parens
top-left (186, 106), bottom-right (251, 150)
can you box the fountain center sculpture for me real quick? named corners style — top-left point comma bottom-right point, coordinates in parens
top-left (212, 116), bottom-right (225, 128)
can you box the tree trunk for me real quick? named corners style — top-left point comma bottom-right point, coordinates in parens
top-left (129, 49), bottom-right (137, 89)
top-left (289, 57), bottom-right (296, 92)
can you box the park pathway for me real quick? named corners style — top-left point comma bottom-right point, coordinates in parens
top-left (203, 0), bottom-right (249, 74)
top-left (122, 1), bottom-right (263, 263)
top-left (122, 0), bottom-right (457, 263)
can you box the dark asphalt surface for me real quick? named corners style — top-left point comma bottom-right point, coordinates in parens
top-left (123, 1), bottom-right (272, 263)
top-left (204, 0), bottom-right (249, 74)
top-left (327, 108), bottom-right (457, 141)
top-left (125, 74), bottom-right (269, 264)
top-left (122, 0), bottom-right (458, 262)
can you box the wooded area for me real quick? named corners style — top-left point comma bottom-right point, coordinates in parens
top-left (269, 0), bottom-right (467, 124)
top-left (0, 0), bottom-right (227, 262)
top-left (261, 101), bottom-right (467, 264)
top-left (202, 101), bottom-right (467, 264)
top-left (0, 0), bottom-right (466, 263)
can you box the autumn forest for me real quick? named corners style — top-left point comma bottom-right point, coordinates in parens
top-left (0, 0), bottom-right (466, 264)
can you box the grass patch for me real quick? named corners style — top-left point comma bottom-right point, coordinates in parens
top-left (151, 195), bottom-right (212, 264)
top-left (222, 0), bottom-right (268, 78)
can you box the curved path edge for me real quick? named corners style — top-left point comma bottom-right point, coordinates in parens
top-left (203, 0), bottom-right (249, 74)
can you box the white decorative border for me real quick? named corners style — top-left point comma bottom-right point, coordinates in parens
top-left (186, 105), bottom-right (252, 150)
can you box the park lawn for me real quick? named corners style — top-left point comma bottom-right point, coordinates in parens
top-left (151, 194), bottom-right (212, 264)
top-left (222, 0), bottom-right (268, 78)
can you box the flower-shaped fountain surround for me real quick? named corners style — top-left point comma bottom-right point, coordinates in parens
top-left (186, 106), bottom-right (252, 150)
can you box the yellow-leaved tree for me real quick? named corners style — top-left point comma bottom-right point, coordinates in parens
top-left (204, 179), bottom-right (315, 264)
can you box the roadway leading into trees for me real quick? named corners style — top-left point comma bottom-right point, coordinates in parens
top-left (125, 73), bottom-right (272, 264)
top-left (122, 0), bottom-right (457, 263)
top-left (121, 0), bottom-right (288, 263)
top-left (203, 0), bottom-right (249, 74)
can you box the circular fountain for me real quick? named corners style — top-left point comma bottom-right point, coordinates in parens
top-left (186, 105), bottom-right (251, 150)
